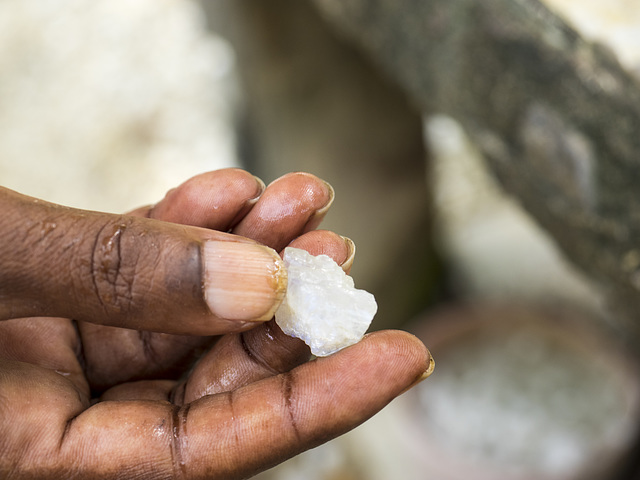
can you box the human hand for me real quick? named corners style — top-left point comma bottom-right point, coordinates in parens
top-left (0, 169), bottom-right (433, 479)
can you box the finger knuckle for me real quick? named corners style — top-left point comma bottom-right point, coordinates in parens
top-left (89, 219), bottom-right (137, 314)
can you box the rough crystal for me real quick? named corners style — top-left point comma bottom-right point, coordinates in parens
top-left (275, 247), bottom-right (378, 356)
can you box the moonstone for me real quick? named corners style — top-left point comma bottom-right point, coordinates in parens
top-left (275, 247), bottom-right (378, 356)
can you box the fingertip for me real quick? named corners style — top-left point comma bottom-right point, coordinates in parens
top-left (360, 330), bottom-right (433, 385)
top-left (150, 168), bottom-right (264, 229)
top-left (303, 179), bottom-right (334, 233)
top-left (368, 330), bottom-right (435, 394)
top-left (234, 172), bottom-right (334, 250)
top-left (285, 230), bottom-right (353, 271)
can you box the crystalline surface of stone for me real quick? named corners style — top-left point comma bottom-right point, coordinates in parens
top-left (275, 247), bottom-right (378, 357)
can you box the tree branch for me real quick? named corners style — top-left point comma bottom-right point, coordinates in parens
top-left (314, 0), bottom-right (640, 338)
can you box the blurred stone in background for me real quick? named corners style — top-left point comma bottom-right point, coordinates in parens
top-left (354, 305), bottom-right (640, 480)
top-left (545, 0), bottom-right (640, 74)
top-left (0, 0), bottom-right (237, 212)
top-left (426, 114), bottom-right (604, 310)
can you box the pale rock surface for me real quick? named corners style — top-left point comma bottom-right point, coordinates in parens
top-left (543, 0), bottom-right (640, 73)
top-left (0, 0), bottom-right (237, 212)
top-left (275, 247), bottom-right (377, 357)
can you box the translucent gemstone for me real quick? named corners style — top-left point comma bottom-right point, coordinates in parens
top-left (275, 247), bottom-right (378, 356)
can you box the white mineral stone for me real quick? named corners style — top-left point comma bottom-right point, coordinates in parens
top-left (275, 247), bottom-right (378, 357)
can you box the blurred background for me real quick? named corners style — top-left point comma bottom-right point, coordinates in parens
top-left (3, 0), bottom-right (640, 478)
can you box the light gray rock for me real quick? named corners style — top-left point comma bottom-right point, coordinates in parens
top-left (275, 247), bottom-right (377, 357)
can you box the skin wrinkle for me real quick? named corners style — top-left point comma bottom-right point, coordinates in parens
top-left (90, 220), bottom-right (136, 316)
top-left (71, 320), bottom-right (87, 375)
top-left (88, 218), bottom-right (152, 323)
top-left (170, 381), bottom-right (187, 407)
top-left (107, 224), bottom-right (123, 287)
top-left (89, 221), bottom-right (110, 312)
top-left (121, 229), bottom-right (138, 315)
top-left (238, 331), bottom-right (279, 376)
top-left (115, 223), bottom-right (140, 316)
top-left (281, 371), bottom-right (301, 443)
top-left (114, 224), bottom-right (136, 316)
top-left (227, 390), bottom-right (241, 454)
top-left (170, 404), bottom-right (190, 479)
top-left (58, 414), bottom-right (77, 454)
top-left (138, 331), bottom-right (160, 367)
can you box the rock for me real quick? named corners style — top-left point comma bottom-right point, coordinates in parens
top-left (275, 247), bottom-right (377, 357)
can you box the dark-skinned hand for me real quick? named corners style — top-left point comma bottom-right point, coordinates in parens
top-left (0, 169), bottom-right (433, 479)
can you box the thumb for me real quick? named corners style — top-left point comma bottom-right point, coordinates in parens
top-left (0, 187), bottom-right (286, 335)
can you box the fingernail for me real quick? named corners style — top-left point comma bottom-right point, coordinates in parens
top-left (315, 180), bottom-right (335, 217)
top-left (424, 354), bottom-right (436, 378)
top-left (401, 354), bottom-right (435, 395)
top-left (228, 176), bottom-right (266, 228)
top-left (340, 236), bottom-right (356, 273)
top-left (304, 181), bottom-right (335, 232)
top-left (248, 176), bottom-right (266, 206)
top-left (203, 241), bottom-right (287, 321)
